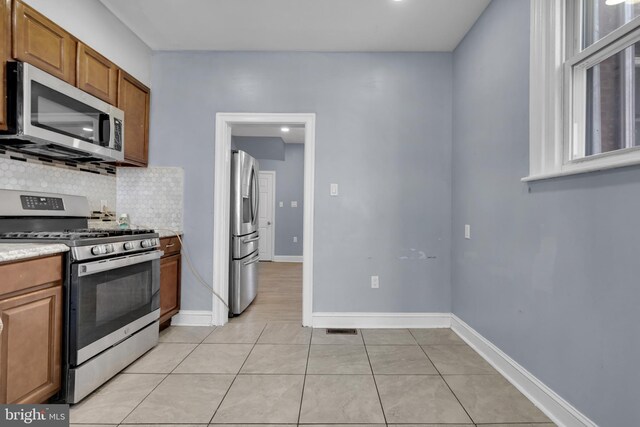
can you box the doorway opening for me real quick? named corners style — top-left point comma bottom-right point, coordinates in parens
top-left (213, 113), bottom-right (315, 326)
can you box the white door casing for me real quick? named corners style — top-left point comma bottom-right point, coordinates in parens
top-left (213, 112), bottom-right (315, 327)
top-left (258, 171), bottom-right (275, 261)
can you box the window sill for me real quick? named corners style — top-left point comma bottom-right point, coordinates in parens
top-left (522, 155), bottom-right (640, 182)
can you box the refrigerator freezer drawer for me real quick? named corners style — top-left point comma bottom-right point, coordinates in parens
top-left (230, 251), bottom-right (259, 314)
top-left (232, 231), bottom-right (259, 259)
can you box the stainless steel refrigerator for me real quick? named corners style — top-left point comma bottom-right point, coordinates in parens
top-left (229, 150), bottom-right (260, 315)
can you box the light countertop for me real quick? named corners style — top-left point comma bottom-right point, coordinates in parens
top-left (0, 243), bottom-right (69, 263)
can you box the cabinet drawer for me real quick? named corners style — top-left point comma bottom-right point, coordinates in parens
top-left (160, 236), bottom-right (181, 257)
top-left (0, 255), bottom-right (63, 299)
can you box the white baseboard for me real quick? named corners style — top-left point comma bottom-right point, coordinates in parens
top-left (450, 314), bottom-right (596, 427)
top-left (171, 310), bottom-right (214, 326)
top-left (272, 255), bottom-right (303, 263)
top-left (312, 312), bottom-right (451, 329)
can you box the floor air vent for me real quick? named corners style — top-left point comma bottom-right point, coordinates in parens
top-left (326, 328), bottom-right (358, 335)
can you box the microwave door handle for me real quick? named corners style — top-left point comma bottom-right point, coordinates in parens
top-left (78, 250), bottom-right (164, 277)
top-left (98, 113), bottom-right (111, 147)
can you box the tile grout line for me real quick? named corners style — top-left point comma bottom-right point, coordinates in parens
top-left (114, 329), bottom-right (218, 425)
top-left (409, 329), bottom-right (476, 425)
top-left (207, 322), bottom-right (269, 424)
top-left (296, 324), bottom-right (313, 425)
top-left (362, 329), bottom-right (389, 426)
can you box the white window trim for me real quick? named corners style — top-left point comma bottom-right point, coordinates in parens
top-left (525, 0), bottom-right (640, 182)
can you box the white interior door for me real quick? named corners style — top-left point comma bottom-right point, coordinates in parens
top-left (258, 171), bottom-right (275, 261)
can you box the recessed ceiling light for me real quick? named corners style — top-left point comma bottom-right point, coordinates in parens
top-left (281, 127), bottom-right (290, 132)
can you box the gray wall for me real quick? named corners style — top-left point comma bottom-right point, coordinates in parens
top-left (232, 137), bottom-right (304, 256)
top-left (257, 144), bottom-right (304, 257)
top-left (149, 52), bottom-right (453, 313)
top-left (233, 136), bottom-right (285, 160)
top-left (452, 1), bottom-right (640, 425)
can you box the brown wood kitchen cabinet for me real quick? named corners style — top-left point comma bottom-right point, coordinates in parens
top-left (0, 0), bottom-right (10, 131)
top-left (159, 236), bottom-right (182, 325)
top-left (0, 254), bottom-right (63, 404)
top-left (12, 0), bottom-right (77, 85)
top-left (118, 70), bottom-right (150, 167)
top-left (76, 43), bottom-right (118, 105)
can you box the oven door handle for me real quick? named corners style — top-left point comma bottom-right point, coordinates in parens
top-left (78, 250), bottom-right (164, 277)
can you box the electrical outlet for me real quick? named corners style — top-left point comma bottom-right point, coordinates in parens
top-left (291, 201), bottom-right (298, 208)
top-left (371, 275), bottom-right (379, 289)
top-left (293, 236), bottom-right (298, 243)
top-left (465, 224), bottom-right (471, 239)
top-left (330, 183), bottom-right (339, 196)
top-left (279, 201), bottom-right (284, 208)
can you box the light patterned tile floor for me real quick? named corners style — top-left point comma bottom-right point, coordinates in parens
top-left (70, 264), bottom-right (556, 427)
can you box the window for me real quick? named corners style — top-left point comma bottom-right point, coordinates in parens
top-left (527, 0), bottom-right (640, 180)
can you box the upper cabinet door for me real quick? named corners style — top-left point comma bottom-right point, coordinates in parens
top-left (0, 0), bottom-right (11, 131)
top-left (118, 70), bottom-right (150, 166)
top-left (13, 0), bottom-right (76, 84)
top-left (76, 43), bottom-right (118, 105)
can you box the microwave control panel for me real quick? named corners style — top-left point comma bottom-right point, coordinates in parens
top-left (20, 195), bottom-right (64, 211)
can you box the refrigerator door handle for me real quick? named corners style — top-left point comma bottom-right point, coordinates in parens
top-left (242, 235), bottom-right (260, 243)
top-left (242, 253), bottom-right (260, 266)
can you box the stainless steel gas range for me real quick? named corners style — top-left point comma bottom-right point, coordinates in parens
top-left (0, 189), bottom-right (162, 403)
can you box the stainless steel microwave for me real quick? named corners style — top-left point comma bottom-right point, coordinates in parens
top-left (0, 62), bottom-right (124, 162)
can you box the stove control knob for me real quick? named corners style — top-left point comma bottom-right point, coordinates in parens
top-left (141, 239), bottom-right (153, 248)
top-left (123, 242), bottom-right (135, 250)
top-left (91, 245), bottom-right (107, 255)
top-left (105, 244), bottom-right (114, 253)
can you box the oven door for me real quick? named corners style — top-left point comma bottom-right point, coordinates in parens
top-left (69, 250), bottom-right (162, 366)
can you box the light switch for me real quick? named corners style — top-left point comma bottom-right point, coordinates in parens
top-left (291, 201), bottom-right (298, 208)
top-left (330, 183), bottom-right (339, 196)
top-left (279, 201), bottom-right (284, 208)
top-left (293, 236), bottom-right (298, 243)
top-left (464, 224), bottom-right (471, 239)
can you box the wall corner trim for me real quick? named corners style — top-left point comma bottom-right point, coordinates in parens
top-left (311, 312), bottom-right (451, 329)
top-left (450, 314), bottom-right (597, 427)
top-left (272, 255), bottom-right (303, 263)
top-left (171, 310), bottom-right (215, 326)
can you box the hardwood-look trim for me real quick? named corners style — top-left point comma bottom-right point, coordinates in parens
top-left (12, 0), bottom-right (77, 84)
top-left (76, 42), bottom-right (118, 105)
top-left (0, 0), bottom-right (11, 131)
top-left (117, 69), bottom-right (150, 167)
top-left (0, 254), bottom-right (63, 299)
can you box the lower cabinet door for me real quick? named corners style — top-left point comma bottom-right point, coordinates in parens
top-left (160, 254), bottom-right (181, 323)
top-left (0, 285), bottom-right (62, 403)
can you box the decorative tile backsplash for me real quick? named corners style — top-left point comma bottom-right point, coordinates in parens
top-left (0, 157), bottom-right (116, 212)
top-left (116, 167), bottom-right (184, 232)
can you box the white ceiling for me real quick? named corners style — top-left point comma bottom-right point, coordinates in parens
top-left (232, 124), bottom-right (305, 144)
top-left (100, 0), bottom-right (490, 52)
